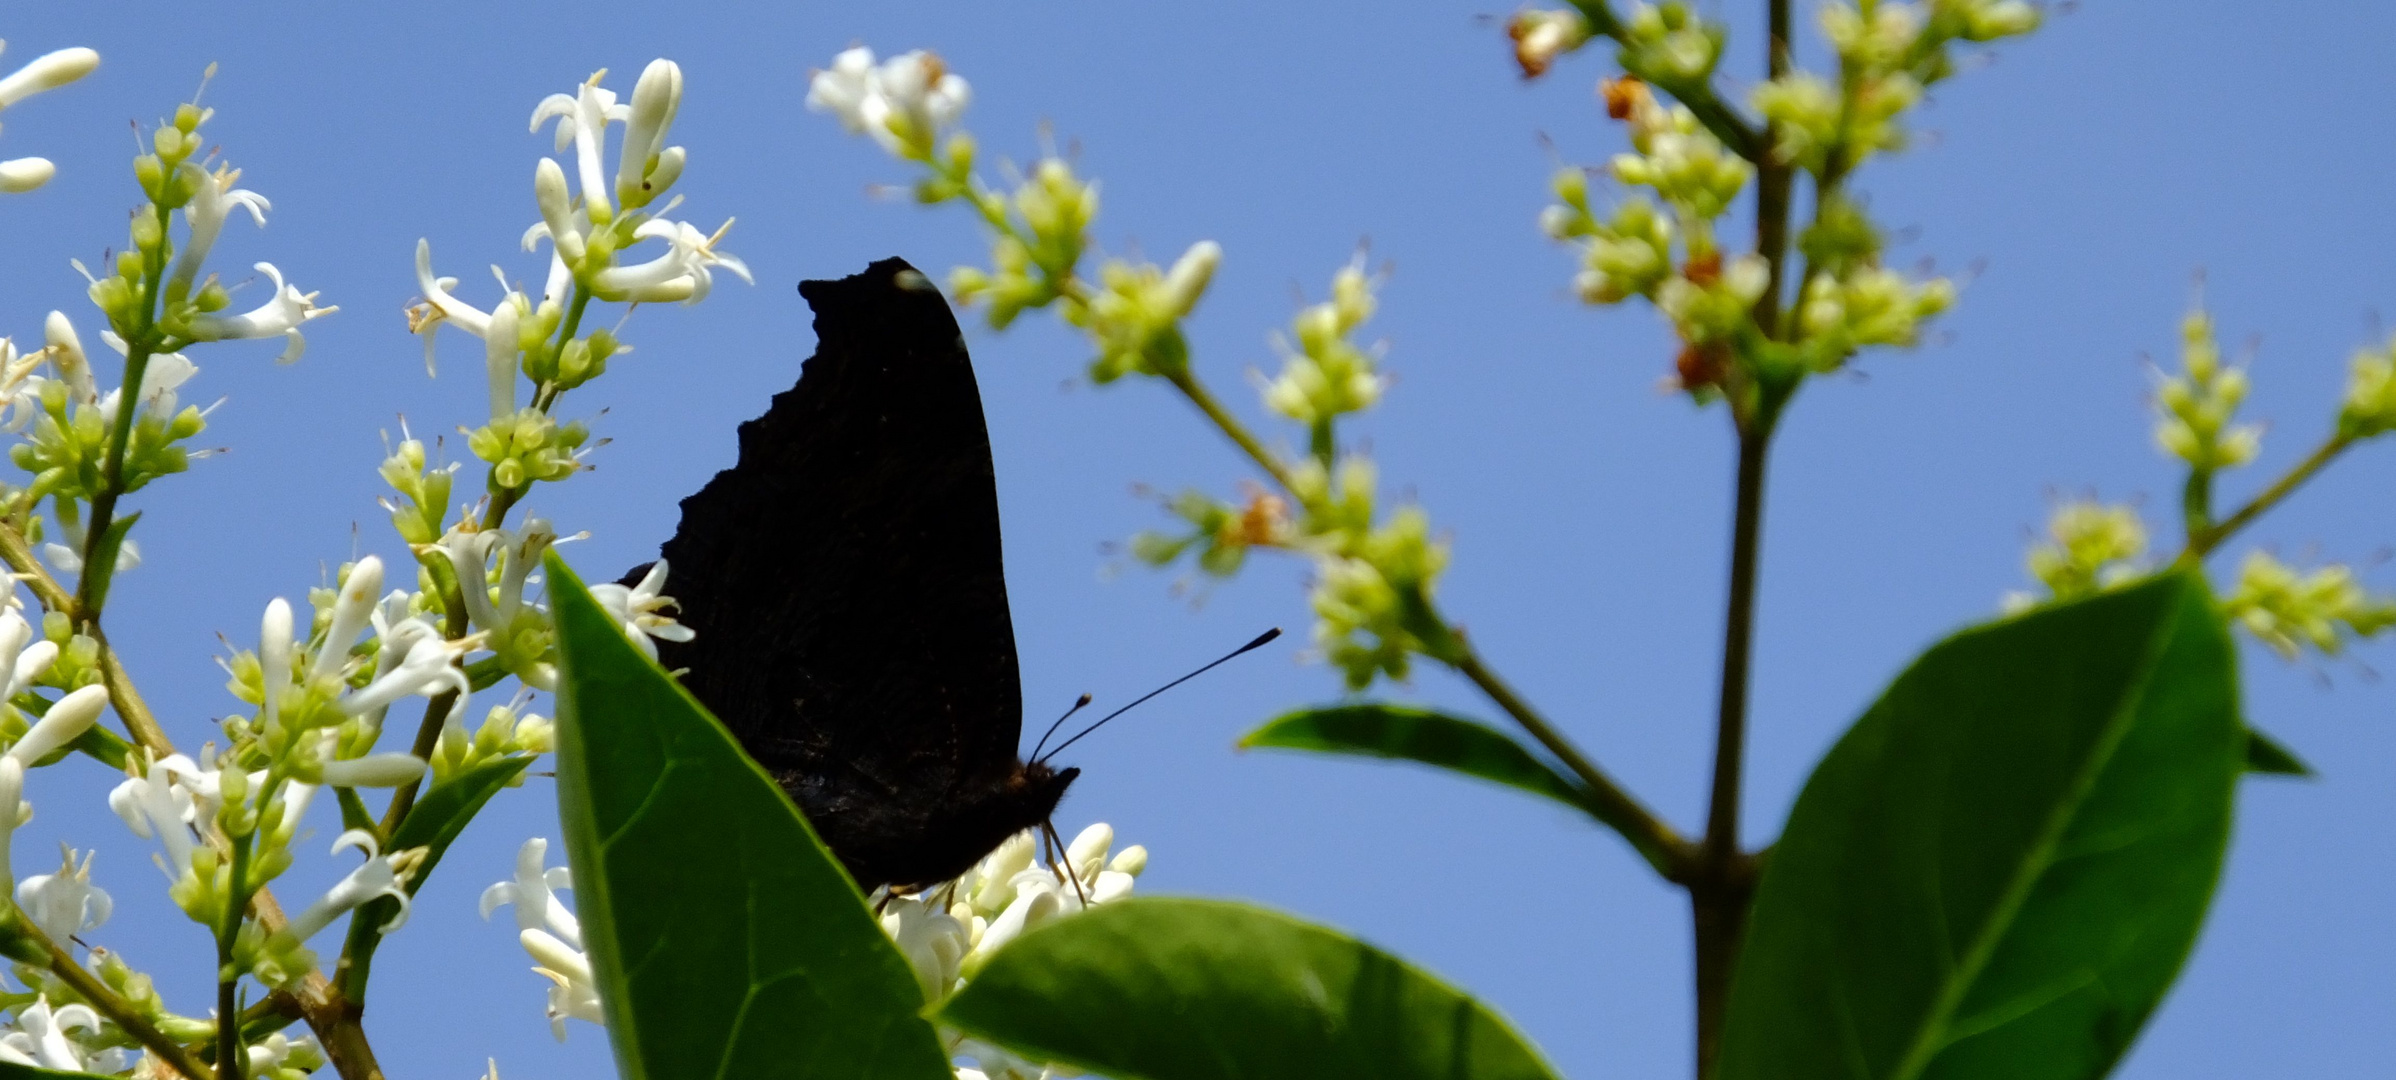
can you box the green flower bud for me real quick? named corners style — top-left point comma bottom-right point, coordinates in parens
top-left (2226, 550), bottom-right (2396, 659)
top-left (2020, 501), bottom-right (2147, 604)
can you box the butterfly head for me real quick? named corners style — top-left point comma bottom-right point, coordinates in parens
top-left (1006, 758), bottom-right (1080, 826)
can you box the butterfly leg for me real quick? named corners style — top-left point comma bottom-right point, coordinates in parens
top-left (1039, 819), bottom-right (1090, 907)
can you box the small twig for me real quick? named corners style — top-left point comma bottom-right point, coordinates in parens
top-left (0, 521), bottom-right (175, 756)
top-left (2185, 434), bottom-right (2353, 560)
top-left (1163, 370), bottom-right (1297, 492)
top-left (376, 692), bottom-right (458, 837)
top-left (39, 934), bottom-right (215, 1080)
top-left (1452, 647), bottom-right (1693, 879)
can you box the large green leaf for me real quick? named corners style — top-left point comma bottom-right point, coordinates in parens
top-left (545, 553), bottom-right (951, 1080)
top-left (941, 897), bottom-right (1561, 1080)
top-left (1241, 704), bottom-right (1593, 815)
top-left (1718, 572), bottom-right (2241, 1080)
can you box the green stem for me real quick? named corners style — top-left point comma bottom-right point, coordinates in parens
top-left (338, 690), bottom-right (458, 1006)
top-left (1163, 370), bottom-right (1297, 492)
top-left (75, 344), bottom-right (153, 619)
top-left (237, 992), bottom-right (306, 1043)
top-left (1693, 417), bottom-right (1774, 1078)
top-left (1563, 0), bottom-right (1762, 157)
top-left (1752, 0), bottom-right (1796, 337)
top-left (2179, 467), bottom-right (2213, 548)
top-left (77, 198), bottom-right (175, 621)
top-left (1705, 425), bottom-right (1771, 859)
top-left (1451, 647), bottom-right (1692, 878)
top-left (2184, 434), bottom-right (2353, 560)
top-left (217, 838), bottom-right (252, 1080)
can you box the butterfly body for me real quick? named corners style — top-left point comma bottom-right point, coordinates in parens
top-left (633, 257), bottom-right (1075, 890)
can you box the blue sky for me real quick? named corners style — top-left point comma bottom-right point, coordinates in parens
top-left (0, 2), bottom-right (2390, 1077)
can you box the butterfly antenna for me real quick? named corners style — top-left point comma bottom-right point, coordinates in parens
top-left (1027, 693), bottom-right (1094, 765)
top-left (1037, 628), bottom-right (1282, 764)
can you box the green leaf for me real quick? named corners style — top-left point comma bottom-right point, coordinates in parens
top-left (1242, 703), bottom-right (1594, 816)
top-left (0, 1062), bottom-right (115, 1079)
top-left (67, 722), bottom-right (129, 770)
top-left (338, 754), bottom-right (534, 1000)
top-left (2242, 727), bottom-right (2312, 777)
top-left (941, 897), bottom-right (1562, 1080)
top-left (545, 552), bottom-right (950, 1080)
top-left (1718, 572), bottom-right (2241, 1080)
top-left (78, 510), bottom-right (139, 615)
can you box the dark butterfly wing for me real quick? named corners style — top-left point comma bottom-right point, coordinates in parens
top-left (638, 257), bottom-right (1067, 888)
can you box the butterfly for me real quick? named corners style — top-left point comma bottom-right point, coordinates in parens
top-left (626, 257), bottom-right (1076, 890)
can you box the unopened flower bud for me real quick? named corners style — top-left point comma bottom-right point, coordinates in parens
top-left (0, 158), bottom-right (56, 193)
top-left (0, 47), bottom-right (99, 108)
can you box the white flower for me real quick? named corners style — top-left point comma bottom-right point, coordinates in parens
top-left (522, 927), bottom-right (604, 1041)
top-left (0, 45), bottom-right (97, 197)
top-left (92, 331), bottom-right (198, 424)
top-left (961, 830), bottom-right (1036, 914)
top-left (0, 338), bottom-right (48, 432)
top-left (181, 262), bottom-right (336, 363)
top-left (480, 837), bottom-right (579, 946)
top-left (243, 1032), bottom-right (322, 1078)
top-left (0, 608), bottom-right (48, 695)
top-left (485, 299), bottom-right (521, 420)
top-left (259, 596), bottom-right (294, 734)
top-left (881, 894), bottom-right (969, 1001)
top-left (42, 310), bottom-right (94, 405)
top-left (0, 47), bottom-right (99, 109)
top-left (532, 158), bottom-right (587, 265)
top-left (0, 757), bottom-right (26, 891)
top-left (0, 159), bottom-right (53, 194)
top-left (975, 875), bottom-right (1065, 960)
top-left (412, 240), bottom-right (536, 376)
top-left (586, 217), bottom-right (750, 305)
top-left (311, 555), bottom-right (384, 681)
top-left (412, 239), bottom-right (498, 339)
top-left (167, 164), bottom-right (270, 299)
top-left (586, 560), bottom-right (692, 660)
top-left (0, 997), bottom-right (104, 1073)
top-left (284, 830), bottom-right (425, 941)
top-left (16, 845), bottom-right (110, 943)
top-left (486, 837), bottom-right (600, 1040)
top-left (806, 48), bottom-right (880, 134)
top-left (354, 597), bottom-right (452, 727)
top-left (808, 48), bottom-right (971, 158)
top-left (913, 822), bottom-right (1147, 1012)
top-left (108, 753), bottom-right (214, 876)
top-left (310, 731), bottom-right (427, 789)
top-left (3, 639), bottom-right (55, 703)
top-left (339, 625), bottom-right (471, 719)
top-left (614, 59), bottom-right (684, 209)
top-left (530, 73), bottom-right (626, 223)
top-left (6, 684), bottom-right (106, 766)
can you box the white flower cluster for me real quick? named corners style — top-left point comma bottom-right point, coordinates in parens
top-left (0, 39), bottom-right (743, 1078)
top-left (0, 995), bottom-right (126, 1073)
top-left (415, 60), bottom-right (749, 396)
top-left (482, 837), bottom-right (596, 1041)
top-left (807, 47), bottom-right (972, 162)
top-left (880, 824), bottom-right (1146, 1080)
top-left (483, 823), bottom-right (1147, 1080)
